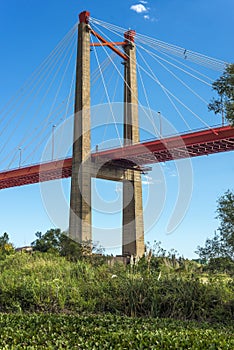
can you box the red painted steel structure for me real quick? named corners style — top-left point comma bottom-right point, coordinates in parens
top-left (95, 125), bottom-right (234, 164)
top-left (90, 29), bottom-right (128, 60)
top-left (0, 125), bottom-right (233, 190)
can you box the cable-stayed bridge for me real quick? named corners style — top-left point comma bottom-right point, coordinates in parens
top-left (0, 125), bottom-right (233, 190)
top-left (0, 11), bottom-right (233, 256)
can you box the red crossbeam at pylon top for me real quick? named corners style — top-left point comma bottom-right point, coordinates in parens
top-left (90, 42), bottom-right (126, 47)
top-left (90, 29), bottom-right (127, 60)
top-left (0, 126), bottom-right (233, 190)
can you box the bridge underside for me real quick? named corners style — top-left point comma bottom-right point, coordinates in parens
top-left (0, 125), bottom-right (233, 190)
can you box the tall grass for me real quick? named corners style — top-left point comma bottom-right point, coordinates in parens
top-left (0, 252), bottom-right (233, 322)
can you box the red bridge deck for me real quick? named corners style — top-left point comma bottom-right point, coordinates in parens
top-left (0, 125), bottom-right (233, 190)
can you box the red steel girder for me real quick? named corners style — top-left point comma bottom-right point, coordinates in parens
top-left (0, 159), bottom-right (72, 190)
top-left (90, 42), bottom-right (126, 47)
top-left (0, 126), bottom-right (233, 190)
top-left (90, 29), bottom-right (127, 60)
top-left (94, 125), bottom-right (234, 162)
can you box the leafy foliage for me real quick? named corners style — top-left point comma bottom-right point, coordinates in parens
top-left (208, 64), bottom-right (234, 125)
top-left (196, 190), bottom-right (234, 263)
top-left (31, 228), bottom-right (104, 261)
top-left (0, 252), bottom-right (233, 321)
top-left (217, 190), bottom-right (234, 257)
top-left (0, 314), bottom-right (233, 349)
top-left (31, 229), bottom-right (62, 253)
top-left (0, 232), bottom-right (14, 259)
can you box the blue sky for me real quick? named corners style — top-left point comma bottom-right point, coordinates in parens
top-left (0, 0), bottom-right (233, 258)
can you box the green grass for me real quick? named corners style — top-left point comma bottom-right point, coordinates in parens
top-left (0, 314), bottom-right (233, 349)
top-left (0, 253), bottom-right (233, 348)
top-left (0, 252), bottom-right (233, 321)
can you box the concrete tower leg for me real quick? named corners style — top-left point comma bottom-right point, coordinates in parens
top-left (122, 31), bottom-right (145, 257)
top-left (69, 11), bottom-right (92, 245)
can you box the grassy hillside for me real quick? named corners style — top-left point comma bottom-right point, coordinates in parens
top-left (0, 252), bottom-right (233, 322)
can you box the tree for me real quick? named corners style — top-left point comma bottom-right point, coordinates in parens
top-left (31, 229), bottom-right (62, 253)
top-left (216, 190), bottom-right (234, 258)
top-left (60, 233), bottom-right (84, 261)
top-left (0, 232), bottom-right (14, 258)
top-left (31, 228), bottom-right (103, 260)
top-left (196, 190), bottom-right (234, 261)
top-left (0, 232), bottom-right (10, 248)
top-left (208, 63), bottom-right (234, 126)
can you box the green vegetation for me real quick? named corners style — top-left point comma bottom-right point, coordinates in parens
top-left (196, 190), bottom-right (234, 270)
top-left (0, 232), bottom-right (14, 259)
top-left (0, 251), bottom-right (233, 321)
top-left (31, 228), bottom-right (103, 260)
top-left (0, 314), bottom-right (233, 349)
top-left (209, 63), bottom-right (234, 125)
top-left (0, 190), bottom-right (233, 348)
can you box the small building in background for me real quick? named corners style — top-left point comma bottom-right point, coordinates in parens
top-left (15, 246), bottom-right (33, 254)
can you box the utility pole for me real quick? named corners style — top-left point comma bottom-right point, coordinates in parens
top-left (158, 111), bottom-right (162, 138)
top-left (18, 148), bottom-right (22, 168)
top-left (52, 124), bottom-right (56, 160)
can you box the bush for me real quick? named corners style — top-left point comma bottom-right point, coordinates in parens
top-left (0, 252), bottom-right (233, 322)
top-left (0, 314), bottom-right (233, 349)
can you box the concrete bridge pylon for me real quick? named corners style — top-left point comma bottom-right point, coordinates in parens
top-left (69, 11), bottom-right (145, 257)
